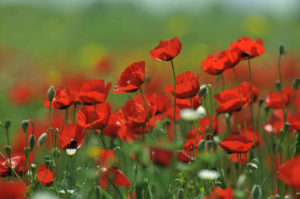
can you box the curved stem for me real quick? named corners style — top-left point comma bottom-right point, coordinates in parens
top-left (247, 58), bottom-right (256, 142)
top-left (170, 59), bottom-right (177, 140)
top-left (233, 68), bottom-right (248, 136)
top-left (139, 87), bottom-right (151, 131)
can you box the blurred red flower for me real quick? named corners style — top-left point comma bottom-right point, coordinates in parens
top-left (59, 124), bottom-right (85, 150)
top-left (264, 110), bottom-right (285, 136)
top-left (202, 49), bottom-right (240, 75)
top-left (230, 36), bottom-right (265, 59)
top-left (37, 164), bottom-right (53, 186)
top-left (150, 37), bottom-right (182, 61)
top-left (287, 112), bottom-right (300, 131)
top-left (78, 80), bottom-right (111, 105)
top-left (99, 167), bottom-right (131, 189)
top-left (0, 181), bottom-right (27, 199)
top-left (265, 87), bottom-right (294, 109)
top-left (113, 61), bottom-right (145, 94)
top-left (148, 94), bottom-right (171, 114)
top-left (219, 135), bottom-right (254, 153)
top-left (8, 82), bottom-right (34, 106)
top-left (98, 149), bottom-right (118, 168)
top-left (150, 147), bottom-right (174, 167)
top-left (173, 95), bottom-right (202, 110)
top-left (205, 186), bottom-right (234, 199)
top-left (76, 102), bottom-right (111, 129)
top-left (277, 155), bottom-right (300, 191)
top-left (44, 87), bottom-right (74, 109)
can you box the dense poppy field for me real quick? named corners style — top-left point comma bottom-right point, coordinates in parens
top-left (0, 35), bottom-right (300, 199)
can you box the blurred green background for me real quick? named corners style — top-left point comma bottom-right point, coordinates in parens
top-left (0, 0), bottom-right (300, 143)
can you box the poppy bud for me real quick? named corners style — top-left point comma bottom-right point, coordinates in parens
top-left (207, 140), bottom-right (213, 151)
top-left (247, 162), bottom-right (258, 170)
top-left (22, 120), bottom-right (29, 132)
top-left (258, 97), bottom-right (264, 107)
top-left (29, 134), bottom-right (35, 152)
top-left (145, 75), bottom-right (151, 84)
top-left (198, 140), bottom-right (205, 152)
top-left (293, 77), bottom-right (300, 90)
top-left (47, 85), bottom-right (55, 102)
top-left (176, 188), bottom-right (184, 199)
top-left (236, 174), bottom-right (246, 190)
top-left (275, 80), bottom-right (281, 90)
top-left (279, 45), bottom-right (286, 55)
top-left (251, 185), bottom-right (262, 199)
top-left (24, 147), bottom-right (30, 157)
top-left (52, 147), bottom-right (60, 159)
top-left (198, 84), bottom-right (209, 98)
top-left (264, 105), bottom-right (270, 115)
top-left (95, 186), bottom-right (101, 198)
top-left (249, 149), bottom-right (256, 160)
top-left (251, 158), bottom-right (260, 166)
top-left (283, 122), bottom-right (290, 132)
top-left (275, 194), bottom-right (281, 199)
top-left (30, 163), bottom-right (37, 174)
top-left (4, 145), bottom-right (11, 158)
top-left (4, 119), bottom-right (11, 129)
top-left (38, 133), bottom-right (47, 146)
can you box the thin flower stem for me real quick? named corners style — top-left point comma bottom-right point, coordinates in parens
top-left (5, 127), bottom-right (10, 146)
top-left (0, 152), bottom-right (22, 181)
top-left (65, 108), bottom-right (69, 124)
top-left (100, 129), bottom-right (108, 150)
top-left (139, 87), bottom-right (151, 131)
top-left (73, 103), bottom-right (77, 124)
top-left (233, 68), bottom-right (248, 136)
top-left (284, 88), bottom-right (297, 118)
top-left (278, 53), bottom-right (286, 121)
top-left (208, 86), bottom-right (214, 137)
top-left (247, 58), bottom-right (256, 142)
top-left (170, 59), bottom-right (177, 140)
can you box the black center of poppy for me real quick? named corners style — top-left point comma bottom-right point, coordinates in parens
top-left (69, 139), bottom-right (78, 149)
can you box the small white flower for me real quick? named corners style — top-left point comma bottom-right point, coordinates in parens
top-left (198, 169), bottom-right (219, 180)
top-left (180, 106), bottom-right (206, 121)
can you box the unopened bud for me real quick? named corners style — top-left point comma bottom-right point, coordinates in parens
top-left (52, 147), bottom-right (60, 159)
top-left (177, 188), bottom-right (184, 199)
top-left (279, 45), bottom-right (286, 55)
top-left (198, 84), bottom-right (209, 98)
top-left (38, 133), bottom-right (47, 146)
top-left (29, 135), bottom-right (36, 152)
top-left (4, 145), bottom-right (11, 158)
top-left (22, 120), bottom-right (29, 132)
top-left (259, 97), bottom-right (264, 107)
top-left (4, 120), bottom-right (11, 129)
top-left (252, 185), bottom-right (262, 199)
top-left (47, 85), bottom-right (55, 102)
top-left (293, 78), bottom-right (300, 90)
top-left (206, 140), bottom-right (213, 151)
top-left (284, 122), bottom-right (290, 132)
top-left (275, 80), bottom-right (281, 90)
top-left (198, 140), bottom-right (205, 152)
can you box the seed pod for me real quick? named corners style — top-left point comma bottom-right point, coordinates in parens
top-left (4, 145), bottom-right (11, 158)
top-left (251, 185), bottom-right (262, 199)
top-left (29, 135), bottom-right (36, 152)
top-left (47, 85), bottom-right (55, 102)
top-left (38, 133), bottom-right (47, 146)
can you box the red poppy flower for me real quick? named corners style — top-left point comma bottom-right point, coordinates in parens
top-left (120, 95), bottom-right (155, 129)
top-left (37, 164), bottom-right (53, 186)
top-left (0, 154), bottom-right (26, 176)
top-left (0, 181), bottom-right (27, 199)
top-left (264, 110), bottom-right (285, 136)
top-left (59, 124), bottom-right (85, 150)
top-left (173, 95), bottom-right (202, 110)
top-left (150, 147), bottom-right (174, 167)
top-left (78, 79), bottom-right (111, 105)
top-left (166, 106), bottom-right (180, 121)
top-left (277, 155), bottom-right (300, 191)
top-left (113, 61), bottom-right (145, 94)
top-left (76, 102), bottom-right (111, 129)
top-left (44, 87), bottom-right (74, 109)
top-left (165, 71), bottom-right (200, 99)
top-left (214, 88), bottom-right (249, 113)
top-left (287, 112), bottom-right (300, 131)
top-left (265, 87), bottom-right (294, 109)
top-left (98, 149), bottom-right (117, 168)
top-left (219, 135), bottom-right (254, 153)
top-left (202, 49), bottom-right (240, 75)
top-left (148, 94), bottom-right (171, 114)
top-left (176, 150), bottom-right (191, 163)
top-left (150, 37), bottom-right (182, 61)
top-left (230, 36), bottom-right (265, 59)
top-left (100, 168), bottom-right (131, 189)
top-left (205, 186), bottom-right (234, 199)
top-left (239, 126), bottom-right (261, 145)
top-left (239, 82), bottom-right (258, 103)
